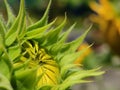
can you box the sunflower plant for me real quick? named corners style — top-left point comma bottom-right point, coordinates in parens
top-left (0, 0), bottom-right (104, 90)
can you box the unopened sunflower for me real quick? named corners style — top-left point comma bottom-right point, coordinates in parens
top-left (0, 0), bottom-right (104, 90)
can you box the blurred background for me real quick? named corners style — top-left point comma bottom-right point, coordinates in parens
top-left (0, 0), bottom-right (120, 90)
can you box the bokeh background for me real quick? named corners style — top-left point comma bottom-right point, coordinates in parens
top-left (0, 0), bottom-right (120, 90)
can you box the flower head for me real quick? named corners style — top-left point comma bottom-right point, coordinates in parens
top-left (0, 0), bottom-right (104, 89)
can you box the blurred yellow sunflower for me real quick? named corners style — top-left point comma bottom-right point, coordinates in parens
top-left (89, 0), bottom-right (120, 55)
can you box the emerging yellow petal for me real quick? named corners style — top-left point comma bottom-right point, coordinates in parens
top-left (14, 41), bottom-right (59, 87)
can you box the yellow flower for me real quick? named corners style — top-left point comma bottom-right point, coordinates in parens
top-left (89, 0), bottom-right (120, 55)
top-left (14, 41), bottom-right (59, 87)
top-left (90, 0), bottom-right (115, 20)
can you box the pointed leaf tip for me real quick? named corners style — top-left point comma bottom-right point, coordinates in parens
top-left (4, 0), bottom-right (15, 28)
top-left (27, 0), bottom-right (52, 31)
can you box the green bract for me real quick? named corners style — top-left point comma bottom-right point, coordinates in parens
top-left (0, 0), bottom-right (104, 90)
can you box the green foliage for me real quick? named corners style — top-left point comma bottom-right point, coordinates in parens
top-left (0, 0), bottom-right (104, 90)
top-left (0, 73), bottom-right (13, 90)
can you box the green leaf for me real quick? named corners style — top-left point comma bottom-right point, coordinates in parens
top-left (1, 50), bottom-right (13, 73)
top-left (0, 73), bottom-right (13, 90)
top-left (25, 19), bottom-right (56, 39)
top-left (60, 64), bottom-right (78, 79)
top-left (41, 15), bottom-right (67, 46)
top-left (0, 59), bottom-right (10, 79)
top-left (16, 81), bottom-right (30, 90)
top-left (60, 68), bottom-right (104, 90)
top-left (0, 34), bottom-right (4, 51)
top-left (59, 45), bottom-right (92, 66)
top-left (26, 14), bottom-right (33, 26)
top-left (0, 19), bottom-right (6, 50)
top-left (58, 23), bottom-right (76, 43)
top-left (18, 17), bottom-right (26, 40)
top-left (4, 0), bottom-right (15, 28)
top-left (15, 68), bottom-right (37, 89)
top-left (0, 15), bottom-right (7, 33)
top-left (27, 0), bottom-right (52, 31)
top-left (5, 32), bottom-right (17, 46)
top-left (0, 18), bottom-right (6, 36)
top-left (46, 23), bottom-right (76, 55)
top-left (59, 51), bottom-right (83, 66)
top-left (5, 0), bottom-right (26, 46)
top-left (60, 25), bottom-right (92, 54)
top-left (8, 45), bottom-right (21, 61)
top-left (39, 85), bottom-right (52, 90)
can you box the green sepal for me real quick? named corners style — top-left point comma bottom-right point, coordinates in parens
top-left (39, 85), bottom-right (52, 90)
top-left (25, 18), bottom-right (56, 39)
top-left (59, 50), bottom-right (85, 66)
top-left (0, 19), bottom-right (5, 51)
top-left (60, 25), bottom-right (92, 54)
top-left (58, 23), bottom-right (76, 43)
top-left (27, 0), bottom-right (52, 31)
top-left (0, 14), bottom-right (7, 33)
top-left (15, 68), bottom-right (37, 89)
top-left (5, 32), bottom-right (18, 46)
top-left (0, 73), bottom-right (13, 90)
top-left (0, 59), bottom-right (11, 79)
top-left (4, 0), bottom-right (15, 28)
top-left (46, 23), bottom-right (76, 56)
top-left (8, 45), bottom-right (21, 61)
top-left (59, 68), bottom-right (104, 90)
top-left (0, 18), bottom-right (6, 36)
top-left (5, 0), bottom-right (25, 46)
top-left (40, 15), bottom-right (67, 46)
top-left (0, 34), bottom-right (4, 52)
top-left (60, 64), bottom-right (78, 79)
top-left (59, 44), bottom-right (92, 66)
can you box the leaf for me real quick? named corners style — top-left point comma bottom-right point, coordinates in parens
top-left (46, 23), bottom-right (76, 55)
top-left (39, 85), bottom-right (52, 90)
top-left (58, 23), bottom-right (76, 43)
top-left (60, 25), bottom-right (92, 54)
top-left (59, 45), bottom-right (89, 66)
top-left (0, 19), bottom-right (5, 50)
top-left (26, 14), bottom-right (33, 26)
top-left (4, 0), bottom-right (15, 28)
top-left (60, 64), bottom-right (78, 79)
top-left (0, 18), bottom-right (6, 36)
top-left (15, 68), bottom-right (37, 89)
top-left (1, 51), bottom-right (13, 73)
top-left (27, 0), bottom-right (52, 31)
top-left (0, 14), bottom-right (7, 33)
top-left (8, 45), bottom-right (21, 61)
top-left (5, 0), bottom-right (26, 46)
top-left (5, 32), bottom-right (17, 46)
top-left (25, 19), bottom-right (56, 39)
top-left (0, 34), bottom-right (4, 51)
top-left (18, 18), bottom-right (26, 39)
top-left (0, 59), bottom-right (11, 79)
top-left (59, 52), bottom-right (81, 67)
top-left (16, 81), bottom-right (31, 90)
top-left (41, 15), bottom-right (67, 46)
top-left (60, 68), bottom-right (104, 90)
top-left (0, 73), bottom-right (13, 90)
